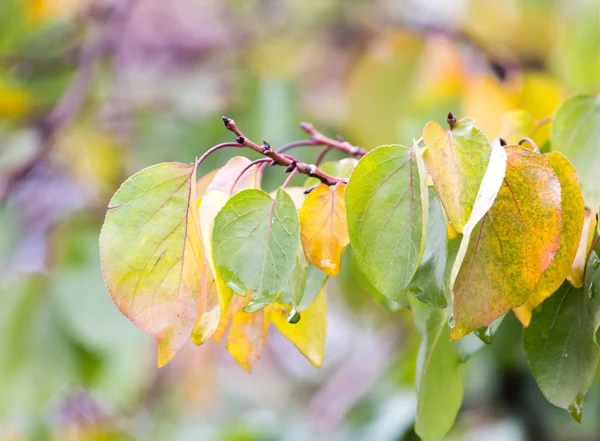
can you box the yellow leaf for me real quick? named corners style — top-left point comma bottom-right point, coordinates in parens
top-left (299, 183), bottom-right (349, 276)
top-left (196, 169), bottom-right (219, 198)
top-left (514, 152), bottom-right (585, 326)
top-left (451, 145), bottom-right (562, 340)
top-left (224, 295), bottom-right (270, 372)
top-left (270, 288), bottom-right (327, 367)
top-left (207, 156), bottom-right (261, 194)
top-left (567, 208), bottom-right (597, 288)
top-left (500, 110), bottom-right (536, 145)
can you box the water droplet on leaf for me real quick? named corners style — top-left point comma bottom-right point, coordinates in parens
top-left (448, 316), bottom-right (455, 328)
top-left (287, 307), bottom-right (301, 324)
top-left (568, 394), bottom-right (585, 423)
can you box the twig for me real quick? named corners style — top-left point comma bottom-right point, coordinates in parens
top-left (531, 115), bottom-right (553, 137)
top-left (314, 146), bottom-right (333, 166)
top-left (300, 122), bottom-right (366, 158)
top-left (276, 139), bottom-right (320, 155)
top-left (221, 117), bottom-right (347, 186)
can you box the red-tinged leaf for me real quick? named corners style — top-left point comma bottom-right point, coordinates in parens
top-left (99, 162), bottom-right (206, 366)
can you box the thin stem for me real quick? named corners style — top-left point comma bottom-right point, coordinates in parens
top-left (277, 139), bottom-right (320, 154)
top-left (195, 142), bottom-right (242, 168)
top-left (519, 137), bottom-right (540, 154)
top-left (281, 167), bottom-right (298, 189)
top-left (221, 117), bottom-right (346, 186)
top-left (314, 146), bottom-right (333, 166)
top-left (300, 122), bottom-right (367, 158)
top-left (230, 158), bottom-right (272, 195)
top-left (591, 234), bottom-right (600, 255)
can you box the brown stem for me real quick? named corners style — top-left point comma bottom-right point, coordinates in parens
top-left (300, 122), bottom-right (366, 158)
top-left (281, 167), bottom-right (298, 189)
top-left (277, 139), bottom-right (320, 154)
top-left (531, 115), bottom-right (553, 137)
top-left (314, 146), bottom-right (333, 166)
top-left (221, 117), bottom-right (347, 186)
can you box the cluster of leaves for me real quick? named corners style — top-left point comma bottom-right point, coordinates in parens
top-left (100, 93), bottom-right (600, 440)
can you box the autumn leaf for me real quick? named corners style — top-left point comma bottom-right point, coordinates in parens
top-left (212, 188), bottom-right (300, 312)
top-left (270, 288), bottom-right (327, 367)
top-left (451, 145), bottom-right (562, 340)
top-left (99, 162), bottom-right (206, 366)
top-left (514, 152), bottom-right (585, 326)
top-left (206, 156), bottom-right (261, 194)
top-left (422, 117), bottom-right (491, 233)
top-left (567, 208), bottom-right (597, 288)
top-left (299, 183), bottom-right (349, 276)
top-left (346, 145), bottom-right (427, 302)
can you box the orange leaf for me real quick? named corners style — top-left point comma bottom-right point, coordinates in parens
top-left (299, 184), bottom-right (349, 276)
top-left (514, 152), bottom-right (585, 326)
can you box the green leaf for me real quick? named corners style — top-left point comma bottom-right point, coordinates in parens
top-left (406, 187), bottom-right (448, 308)
top-left (99, 162), bottom-right (206, 367)
top-left (524, 250), bottom-right (600, 422)
top-left (346, 145), bottom-right (427, 302)
top-left (284, 244), bottom-right (328, 309)
top-left (551, 95), bottom-right (600, 207)
top-left (422, 117), bottom-right (490, 233)
top-left (451, 145), bottom-right (562, 340)
top-left (410, 297), bottom-right (463, 441)
top-left (212, 188), bottom-right (300, 312)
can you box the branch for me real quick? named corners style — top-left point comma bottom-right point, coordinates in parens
top-left (221, 117), bottom-right (347, 187)
top-left (299, 122), bottom-right (366, 158)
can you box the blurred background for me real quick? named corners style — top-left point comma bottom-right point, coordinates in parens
top-left (1, 0), bottom-right (600, 440)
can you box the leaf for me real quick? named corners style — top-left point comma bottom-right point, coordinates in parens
top-left (500, 109), bottom-right (536, 145)
top-left (212, 188), bottom-right (300, 312)
top-left (567, 208), bottom-right (597, 288)
top-left (224, 295), bottom-right (270, 373)
top-left (284, 245), bottom-right (328, 309)
top-left (523, 249), bottom-right (600, 422)
top-left (299, 183), bottom-right (349, 276)
top-left (551, 95), bottom-right (600, 206)
top-left (270, 288), bottom-right (327, 367)
top-left (206, 156), bottom-right (261, 194)
top-left (514, 152), bottom-right (585, 326)
top-left (406, 187), bottom-right (448, 308)
top-left (99, 162), bottom-right (206, 366)
top-left (410, 297), bottom-right (463, 441)
top-left (451, 145), bottom-right (562, 340)
top-left (346, 145), bottom-right (427, 302)
top-left (422, 117), bottom-right (491, 232)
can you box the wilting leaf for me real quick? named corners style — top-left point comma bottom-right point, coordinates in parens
top-left (99, 162), bottom-right (206, 366)
top-left (567, 208), bottom-right (597, 288)
top-left (346, 145), bottom-right (427, 302)
top-left (422, 117), bottom-right (490, 232)
top-left (500, 109), bottom-right (536, 145)
top-left (207, 156), bottom-right (261, 194)
top-left (299, 183), bottom-right (349, 276)
top-left (451, 145), bottom-right (562, 340)
top-left (407, 188), bottom-right (448, 308)
top-left (524, 250), bottom-right (600, 422)
top-left (224, 295), bottom-right (270, 373)
top-left (411, 297), bottom-right (463, 441)
top-left (212, 188), bottom-right (300, 312)
top-left (271, 288), bottom-right (327, 367)
top-left (514, 152), bottom-right (585, 325)
top-left (551, 95), bottom-right (600, 206)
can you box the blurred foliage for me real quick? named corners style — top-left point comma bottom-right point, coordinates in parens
top-left (1, 0), bottom-right (600, 440)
